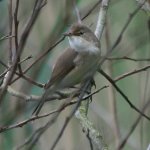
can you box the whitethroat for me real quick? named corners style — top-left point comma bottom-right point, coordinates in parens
top-left (33, 23), bottom-right (101, 115)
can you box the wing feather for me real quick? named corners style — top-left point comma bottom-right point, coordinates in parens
top-left (45, 48), bottom-right (77, 89)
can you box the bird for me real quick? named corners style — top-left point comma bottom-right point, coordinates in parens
top-left (33, 23), bottom-right (101, 115)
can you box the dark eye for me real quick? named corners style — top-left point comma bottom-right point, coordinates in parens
top-left (75, 31), bottom-right (84, 36)
top-left (79, 31), bottom-right (84, 35)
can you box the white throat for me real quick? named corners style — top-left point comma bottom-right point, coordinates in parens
top-left (68, 36), bottom-right (100, 55)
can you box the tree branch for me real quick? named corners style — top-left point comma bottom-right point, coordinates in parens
top-left (99, 69), bottom-right (150, 121)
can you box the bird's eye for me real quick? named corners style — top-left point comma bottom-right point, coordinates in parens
top-left (75, 31), bottom-right (84, 36)
top-left (79, 31), bottom-right (84, 35)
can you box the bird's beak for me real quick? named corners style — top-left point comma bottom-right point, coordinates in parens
top-left (63, 32), bottom-right (72, 37)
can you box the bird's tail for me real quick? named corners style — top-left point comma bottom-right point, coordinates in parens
top-left (32, 92), bottom-right (47, 116)
top-left (32, 87), bottom-right (55, 116)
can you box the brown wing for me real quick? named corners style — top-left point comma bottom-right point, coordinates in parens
top-left (45, 48), bottom-right (77, 89)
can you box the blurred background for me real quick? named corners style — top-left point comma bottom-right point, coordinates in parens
top-left (0, 0), bottom-right (150, 150)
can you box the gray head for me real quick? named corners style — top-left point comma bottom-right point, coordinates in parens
top-left (64, 23), bottom-right (100, 47)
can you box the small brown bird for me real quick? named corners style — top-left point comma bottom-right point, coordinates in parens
top-left (33, 23), bottom-right (101, 115)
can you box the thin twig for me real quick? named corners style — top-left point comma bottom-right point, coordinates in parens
top-left (10, 36), bottom-right (65, 84)
top-left (0, 86), bottom-right (108, 133)
top-left (0, 0), bottom-right (45, 102)
top-left (99, 69), bottom-right (150, 121)
top-left (86, 130), bottom-right (94, 150)
top-left (16, 82), bottom-right (89, 150)
top-left (81, 0), bottom-right (102, 20)
top-left (0, 100), bottom-right (77, 133)
top-left (117, 98), bottom-right (150, 150)
top-left (50, 81), bottom-right (90, 150)
top-left (18, 55), bottom-right (32, 64)
top-left (14, 0), bottom-right (19, 50)
top-left (98, 0), bottom-right (146, 67)
top-left (8, 0), bottom-right (13, 66)
top-left (14, 0), bottom-right (23, 74)
top-left (107, 56), bottom-right (150, 62)
top-left (0, 70), bottom-right (8, 79)
top-left (21, 75), bottom-right (44, 88)
top-left (114, 64), bottom-right (150, 82)
top-left (0, 56), bottom-right (32, 79)
top-left (0, 35), bottom-right (15, 41)
top-left (0, 0), bottom-right (13, 99)
top-left (0, 56), bottom-right (32, 68)
top-left (105, 17), bottom-right (120, 147)
top-left (0, 57), bottom-right (43, 88)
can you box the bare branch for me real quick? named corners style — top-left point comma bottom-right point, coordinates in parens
top-left (10, 36), bottom-right (65, 84)
top-left (95, 0), bottom-right (110, 39)
top-left (14, 0), bottom-right (19, 50)
top-left (117, 98), bottom-right (150, 150)
top-left (8, 0), bottom-right (13, 65)
top-left (0, 0), bottom-right (45, 102)
top-left (0, 57), bottom-right (43, 88)
top-left (107, 56), bottom-right (150, 62)
top-left (98, 0), bottom-right (147, 67)
top-left (16, 81), bottom-right (90, 150)
top-left (105, 18), bottom-right (121, 147)
top-left (0, 86), bottom-right (108, 134)
top-left (81, 0), bottom-right (101, 20)
top-left (50, 81), bottom-right (91, 150)
top-left (115, 64), bottom-right (150, 82)
top-left (0, 35), bottom-right (15, 41)
top-left (99, 69), bottom-right (150, 121)
top-left (73, 0), bottom-right (82, 24)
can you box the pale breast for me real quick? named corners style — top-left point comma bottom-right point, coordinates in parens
top-left (68, 36), bottom-right (100, 55)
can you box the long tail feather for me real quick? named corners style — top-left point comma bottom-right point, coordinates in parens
top-left (32, 91), bottom-right (47, 115)
top-left (32, 86), bottom-right (55, 115)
